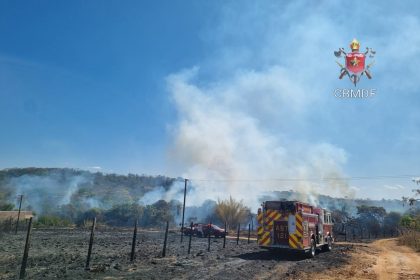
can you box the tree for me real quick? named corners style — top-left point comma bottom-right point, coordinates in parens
top-left (357, 205), bottom-right (387, 238)
top-left (331, 208), bottom-right (351, 237)
top-left (401, 209), bottom-right (420, 231)
top-left (383, 212), bottom-right (401, 236)
top-left (140, 200), bottom-right (173, 227)
top-left (214, 196), bottom-right (250, 231)
top-left (104, 203), bottom-right (144, 226)
top-left (402, 189), bottom-right (420, 206)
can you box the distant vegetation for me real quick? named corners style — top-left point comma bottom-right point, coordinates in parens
top-left (0, 167), bottom-right (179, 228)
top-left (0, 168), bottom-right (176, 212)
top-left (269, 190), bottom-right (412, 215)
top-left (35, 215), bottom-right (72, 227)
top-left (70, 200), bottom-right (179, 228)
top-left (330, 199), bottom-right (420, 252)
top-left (332, 205), bottom-right (402, 239)
top-left (1, 168), bottom-right (420, 236)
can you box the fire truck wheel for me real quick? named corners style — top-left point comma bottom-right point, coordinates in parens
top-left (308, 239), bottom-right (316, 258)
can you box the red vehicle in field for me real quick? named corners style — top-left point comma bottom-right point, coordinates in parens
top-left (182, 223), bottom-right (227, 238)
top-left (257, 201), bottom-right (333, 257)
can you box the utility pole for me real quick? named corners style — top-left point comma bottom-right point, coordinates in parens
top-left (180, 179), bottom-right (188, 243)
top-left (15, 194), bottom-right (23, 234)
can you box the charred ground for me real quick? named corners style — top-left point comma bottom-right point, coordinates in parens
top-left (0, 227), bottom-right (364, 280)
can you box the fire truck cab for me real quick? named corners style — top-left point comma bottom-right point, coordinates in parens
top-left (257, 201), bottom-right (333, 257)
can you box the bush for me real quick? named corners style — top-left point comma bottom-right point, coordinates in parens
top-left (104, 203), bottom-right (143, 226)
top-left (215, 196), bottom-right (250, 231)
top-left (399, 228), bottom-right (420, 252)
top-left (0, 203), bottom-right (14, 211)
top-left (399, 212), bottom-right (420, 251)
top-left (383, 212), bottom-right (401, 236)
top-left (35, 215), bottom-right (72, 227)
top-left (140, 200), bottom-right (173, 227)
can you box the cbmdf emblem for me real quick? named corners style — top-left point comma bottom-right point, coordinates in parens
top-left (334, 39), bottom-right (376, 86)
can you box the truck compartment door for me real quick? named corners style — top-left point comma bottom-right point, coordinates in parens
top-left (274, 221), bottom-right (289, 245)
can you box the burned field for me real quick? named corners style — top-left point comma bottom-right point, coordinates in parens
top-left (0, 228), bottom-right (357, 280)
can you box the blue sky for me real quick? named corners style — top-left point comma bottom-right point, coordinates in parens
top-left (1, 1), bottom-right (420, 201)
top-left (0, 1), bottom-right (211, 172)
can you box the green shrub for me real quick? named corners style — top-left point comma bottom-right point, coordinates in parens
top-left (104, 203), bottom-right (143, 227)
top-left (35, 215), bottom-right (72, 227)
top-left (399, 213), bottom-right (420, 251)
top-left (0, 203), bottom-right (14, 211)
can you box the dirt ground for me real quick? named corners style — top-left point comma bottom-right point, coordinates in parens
top-left (373, 238), bottom-right (420, 280)
top-left (0, 228), bottom-right (419, 280)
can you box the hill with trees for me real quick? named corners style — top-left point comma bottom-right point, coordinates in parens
top-left (0, 168), bottom-right (418, 234)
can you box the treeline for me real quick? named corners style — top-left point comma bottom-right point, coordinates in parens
top-left (269, 190), bottom-right (409, 215)
top-left (332, 205), bottom-right (420, 244)
top-left (333, 205), bottom-right (399, 239)
top-left (0, 200), bottom-right (179, 230)
top-left (25, 197), bottom-right (252, 230)
top-left (0, 167), bottom-right (177, 214)
top-left (58, 199), bottom-right (181, 228)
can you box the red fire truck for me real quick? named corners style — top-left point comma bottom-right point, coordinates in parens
top-left (257, 201), bottom-right (333, 257)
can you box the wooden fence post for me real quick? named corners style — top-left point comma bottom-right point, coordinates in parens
top-left (85, 217), bottom-right (96, 270)
top-left (247, 224), bottom-right (251, 244)
top-left (236, 224), bottom-right (240, 245)
top-left (162, 221), bottom-right (169, 257)
top-left (207, 222), bottom-right (211, 252)
top-left (223, 221), bottom-right (227, 249)
top-left (187, 222), bottom-right (193, 254)
top-left (130, 218), bottom-right (138, 262)
top-left (19, 217), bottom-right (33, 279)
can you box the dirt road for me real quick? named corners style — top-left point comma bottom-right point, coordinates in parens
top-left (373, 238), bottom-right (420, 280)
top-left (291, 238), bottom-right (420, 280)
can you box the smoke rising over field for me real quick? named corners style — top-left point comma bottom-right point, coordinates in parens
top-left (0, 168), bottom-right (176, 215)
top-left (163, 1), bottom-right (369, 209)
top-left (7, 172), bottom-right (92, 214)
top-left (167, 67), bottom-right (354, 209)
top-left (0, 168), bottom-right (409, 227)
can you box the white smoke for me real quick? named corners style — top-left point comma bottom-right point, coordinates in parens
top-left (8, 172), bottom-right (92, 214)
top-left (166, 66), bottom-right (354, 210)
top-left (139, 180), bottom-right (185, 205)
top-left (139, 186), bottom-right (167, 205)
top-left (161, 1), bottom-right (411, 209)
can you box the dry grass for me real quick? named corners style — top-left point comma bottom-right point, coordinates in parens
top-left (398, 228), bottom-right (420, 252)
top-left (215, 196), bottom-right (249, 231)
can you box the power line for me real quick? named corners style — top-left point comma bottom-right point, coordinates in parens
top-left (10, 174), bottom-right (419, 199)
top-left (188, 174), bottom-right (418, 182)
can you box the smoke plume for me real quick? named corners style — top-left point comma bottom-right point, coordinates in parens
top-left (5, 170), bottom-right (93, 215)
top-left (166, 66), bottom-right (354, 210)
